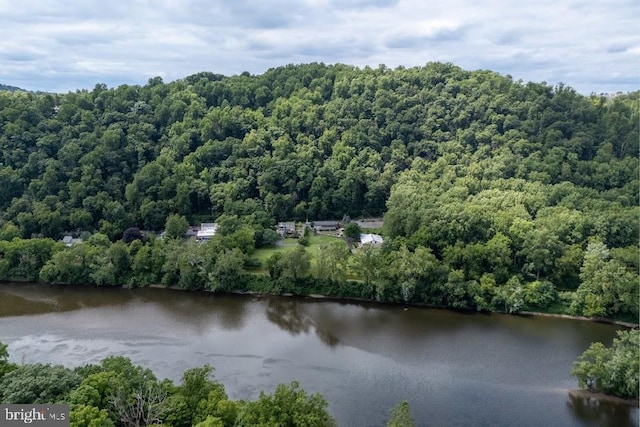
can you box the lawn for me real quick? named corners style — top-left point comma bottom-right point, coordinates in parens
top-left (248, 234), bottom-right (348, 274)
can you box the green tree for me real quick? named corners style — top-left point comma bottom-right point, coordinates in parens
top-left (298, 225), bottom-right (311, 246)
top-left (40, 244), bottom-right (94, 285)
top-left (160, 393), bottom-right (191, 427)
top-left (69, 404), bottom-right (114, 427)
top-left (343, 222), bottom-right (362, 240)
top-left (352, 244), bottom-right (382, 288)
top-left (571, 241), bottom-right (639, 319)
top-left (207, 248), bottom-right (244, 292)
top-left (194, 388), bottom-right (235, 426)
top-left (387, 401), bottom-right (415, 427)
top-left (0, 341), bottom-right (17, 378)
top-left (0, 363), bottom-right (81, 403)
top-left (0, 238), bottom-right (59, 281)
top-left (279, 246), bottom-right (311, 281)
top-left (315, 241), bottom-right (350, 282)
top-left (0, 221), bottom-right (20, 241)
top-left (523, 280), bottom-right (557, 309)
top-left (236, 381), bottom-right (335, 427)
top-left (266, 252), bottom-right (284, 279)
top-left (570, 330), bottom-right (639, 399)
top-left (179, 364), bottom-right (222, 414)
top-left (130, 240), bottom-right (164, 286)
top-left (123, 228), bottom-right (143, 245)
top-left (193, 416), bottom-right (224, 427)
top-left (165, 214), bottom-right (189, 239)
top-left (70, 371), bottom-right (128, 410)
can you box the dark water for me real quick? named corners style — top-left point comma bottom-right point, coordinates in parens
top-left (0, 283), bottom-right (637, 427)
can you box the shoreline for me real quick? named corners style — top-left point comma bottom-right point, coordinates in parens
top-left (144, 282), bottom-right (639, 328)
top-left (2, 280), bottom-right (638, 328)
top-left (518, 311), bottom-right (639, 329)
top-left (568, 389), bottom-right (640, 407)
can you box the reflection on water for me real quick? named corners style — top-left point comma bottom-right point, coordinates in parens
top-left (0, 282), bottom-right (637, 427)
top-left (266, 298), bottom-right (339, 347)
top-left (566, 393), bottom-right (639, 427)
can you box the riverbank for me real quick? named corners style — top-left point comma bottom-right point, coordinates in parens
top-left (3, 279), bottom-right (638, 328)
top-left (145, 282), bottom-right (640, 328)
top-left (568, 389), bottom-right (640, 408)
top-left (518, 311), bottom-right (639, 329)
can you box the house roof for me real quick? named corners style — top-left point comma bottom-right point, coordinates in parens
top-left (197, 223), bottom-right (218, 239)
top-left (313, 220), bottom-right (340, 227)
top-left (360, 233), bottom-right (384, 245)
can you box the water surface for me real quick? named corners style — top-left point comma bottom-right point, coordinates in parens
top-left (0, 283), bottom-right (637, 426)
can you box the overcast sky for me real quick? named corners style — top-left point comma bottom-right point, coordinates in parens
top-left (0, 0), bottom-right (638, 94)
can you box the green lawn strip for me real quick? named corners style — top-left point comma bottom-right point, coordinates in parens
top-left (247, 235), bottom-right (350, 275)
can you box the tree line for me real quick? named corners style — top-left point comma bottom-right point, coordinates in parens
top-left (0, 228), bottom-right (636, 321)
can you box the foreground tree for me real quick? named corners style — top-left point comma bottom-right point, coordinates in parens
top-left (0, 363), bottom-right (81, 403)
top-left (0, 342), bottom-right (17, 378)
top-left (165, 214), bottom-right (189, 239)
top-left (69, 404), bottom-right (114, 427)
top-left (235, 381), bottom-right (336, 427)
top-left (387, 400), bottom-right (415, 427)
top-left (110, 381), bottom-right (167, 427)
top-left (570, 329), bottom-right (639, 399)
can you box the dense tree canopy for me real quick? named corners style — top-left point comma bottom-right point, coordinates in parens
top-left (0, 63), bottom-right (636, 236)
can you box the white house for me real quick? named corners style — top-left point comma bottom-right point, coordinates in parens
top-left (360, 233), bottom-right (384, 247)
top-left (196, 223), bottom-right (218, 241)
top-left (61, 235), bottom-right (83, 247)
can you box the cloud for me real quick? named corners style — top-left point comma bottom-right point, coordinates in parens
top-left (606, 44), bottom-right (631, 54)
top-left (0, 0), bottom-right (637, 94)
top-left (494, 31), bottom-right (522, 46)
top-left (328, 0), bottom-right (400, 10)
top-left (385, 26), bottom-right (468, 49)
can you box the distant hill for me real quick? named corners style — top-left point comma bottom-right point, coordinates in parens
top-left (0, 83), bottom-right (25, 92)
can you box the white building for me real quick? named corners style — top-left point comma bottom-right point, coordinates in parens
top-left (196, 223), bottom-right (218, 241)
top-left (61, 235), bottom-right (83, 247)
top-left (360, 233), bottom-right (384, 247)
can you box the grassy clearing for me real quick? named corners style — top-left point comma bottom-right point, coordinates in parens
top-left (248, 234), bottom-right (348, 274)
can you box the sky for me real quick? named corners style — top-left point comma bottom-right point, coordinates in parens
top-left (0, 0), bottom-right (638, 94)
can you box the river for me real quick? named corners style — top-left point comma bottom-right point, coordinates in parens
top-left (0, 282), bottom-right (637, 426)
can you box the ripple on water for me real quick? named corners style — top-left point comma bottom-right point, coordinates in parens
top-left (1, 284), bottom-right (636, 427)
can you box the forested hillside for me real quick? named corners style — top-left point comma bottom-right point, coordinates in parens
top-left (0, 84), bottom-right (23, 92)
top-left (0, 63), bottom-right (637, 319)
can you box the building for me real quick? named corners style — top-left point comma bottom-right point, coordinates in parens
top-left (312, 220), bottom-right (340, 232)
top-left (359, 233), bottom-right (384, 247)
top-left (355, 218), bottom-right (384, 230)
top-left (196, 223), bottom-right (218, 241)
top-left (61, 235), bottom-right (83, 247)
